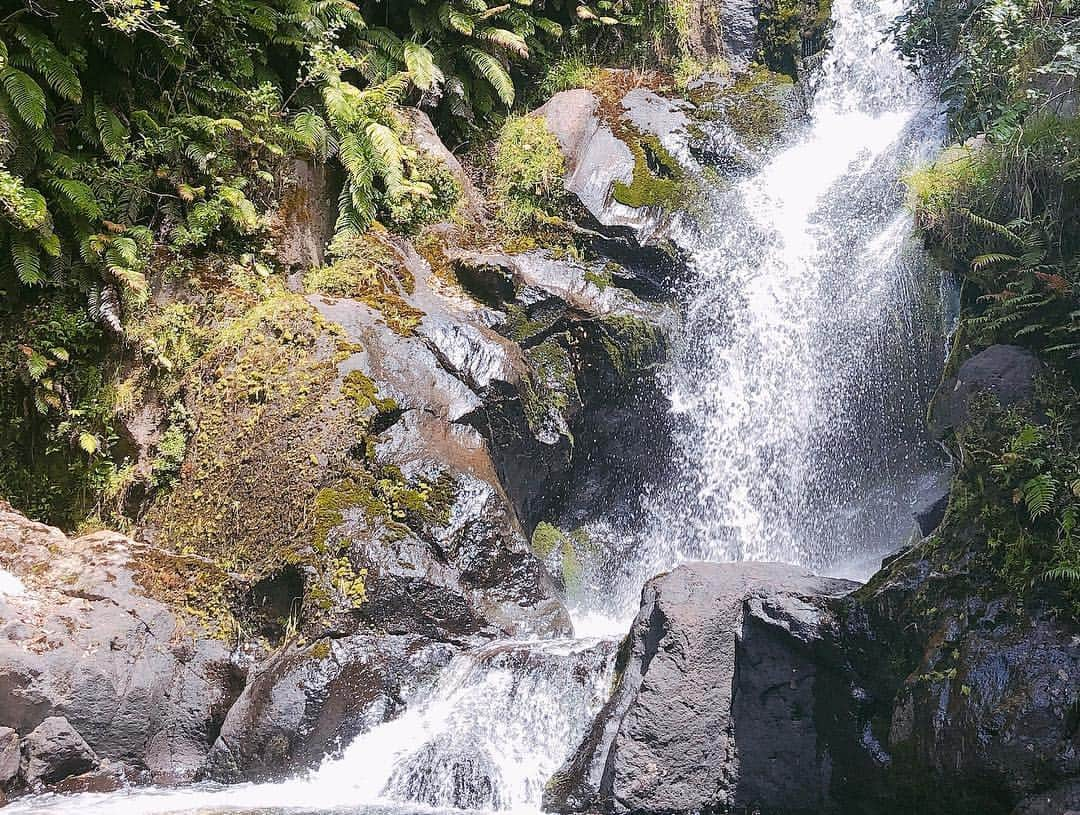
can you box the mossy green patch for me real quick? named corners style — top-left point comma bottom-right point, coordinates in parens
top-left (599, 314), bottom-right (664, 376)
top-left (492, 115), bottom-right (569, 232)
top-left (530, 521), bottom-right (592, 593)
top-left (305, 230), bottom-right (424, 336)
top-left (715, 65), bottom-right (794, 149)
top-left (613, 134), bottom-right (685, 210)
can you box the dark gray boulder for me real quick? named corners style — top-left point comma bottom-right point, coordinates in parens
top-left (208, 634), bottom-right (453, 781)
top-left (20, 717), bottom-right (98, 787)
top-left (929, 344), bottom-right (1042, 438)
top-left (0, 506), bottom-right (242, 784)
top-left (840, 542), bottom-right (1080, 814)
top-left (544, 562), bottom-right (857, 814)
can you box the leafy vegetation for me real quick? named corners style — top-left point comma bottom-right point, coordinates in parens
top-left (0, 0), bottom-right (648, 526)
top-left (899, 0), bottom-right (1080, 613)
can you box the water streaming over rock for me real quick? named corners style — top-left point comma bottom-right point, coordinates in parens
top-left (8, 0), bottom-right (949, 811)
top-left (591, 0), bottom-right (951, 617)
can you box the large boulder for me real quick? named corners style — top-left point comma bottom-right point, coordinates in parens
top-left (0, 505), bottom-right (241, 786)
top-left (0, 728), bottom-right (19, 786)
top-left (536, 86), bottom-right (694, 246)
top-left (19, 717), bottom-right (99, 788)
top-left (207, 634), bottom-right (453, 781)
top-left (928, 344), bottom-right (1042, 438)
top-left (838, 542), bottom-right (1080, 814)
top-left (544, 562), bottom-right (858, 814)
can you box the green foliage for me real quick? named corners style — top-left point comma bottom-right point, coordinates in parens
top-left (0, 0), bottom-right (644, 525)
top-left (539, 54), bottom-right (602, 98)
top-left (951, 391), bottom-right (1080, 617)
top-left (758, 0), bottom-right (834, 77)
top-left (492, 115), bottom-right (569, 230)
top-left (901, 0), bottom-right (1080, 619)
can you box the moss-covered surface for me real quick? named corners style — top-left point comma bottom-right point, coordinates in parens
top-left (531, 521), bottom-right (590, 593)
top-left (522, 337), bottom-right (581, 445)
top-left (492, 115), bottom-right (570, 232)
top-left (133, 278), bottom-right (448, 642)
top-left (714, 65), bottom-right (795, 150)
top-left (613, 134), bottom-right (686, 210)
top-left (758, 0), bottom-right (834, 77)
top-left (304, 229), bottom-right (424, 336)
top-left (598, 314), bottom-right (665, 377)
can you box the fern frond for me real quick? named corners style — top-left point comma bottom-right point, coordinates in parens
top-left (11, 237), bottom-right (45, 285)
top-left (403, 41), bottom-right (444, 91)
top-left (46, 177), bottom-right (103, 221)
top-left (464, 47), bottom-right (514, 105)
top-left (477, 27), bottom-right (529, 58)
top-left (14, 25), bottom-right (81, 102)
top-left (1023, 474), bottom-right (1058, 519)
top-left (1, 67), bottom-right (47, 129)
top-left (94, 96), bottom-right (129, 162)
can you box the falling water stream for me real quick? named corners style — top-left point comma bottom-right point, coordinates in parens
top-left (9, 0), bottom-right (950, 811)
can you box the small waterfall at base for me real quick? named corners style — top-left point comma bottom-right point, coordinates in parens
top-left (8, 0), bottom-right (949, 813)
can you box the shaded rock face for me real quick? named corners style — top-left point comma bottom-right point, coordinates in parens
top-left (544, 563), bottom-right (858, 814)
top-left (271, 158), bottom-right (338, 272)
top-left (837, 544), bottom-right (1080, 814)
top-left (929, 344), bottom-right (1042, 438)
top-left (20, 717), bottom-right (99, 787)
top-left (444, 248), bottom-right (672, 529)
top-left (660, 0), bottom-right (759, 67)
top-left (0, 506), bottom-right (241, 789)
top-left (208, 635), bottom-right (454, 781)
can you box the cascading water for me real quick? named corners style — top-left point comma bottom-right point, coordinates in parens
top-left (599, 0), bottom-right (951, 612)
top-left (8, 0), bottom-right (949, 812)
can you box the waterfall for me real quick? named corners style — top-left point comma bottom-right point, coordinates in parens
top-left (601, 0), bottom-right (950, 613)
top-left (7, 0), bottom-right (948, 812)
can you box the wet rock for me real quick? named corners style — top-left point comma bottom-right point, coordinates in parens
top-left (270, 158), bottom-right (338, 272)
top-left (20, 717), bottom-right (98, 787)
top-left (545, 562), bottom-right (857, 814)
top-left (0, 728), bottom-right (18, 786)
top-left (929, 344), bottom-right (1042, 438)
top-left (912, 471), bottom-right (951, 536)
top-left (208, 635), bottom-right (453, 781)
top-left (0, 505), bottom-right (241, 783)
top-left (841, 542), bottom-right (1080, 814)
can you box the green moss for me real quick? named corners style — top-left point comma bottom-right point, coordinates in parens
top-left (522, 338), bottom-right (579, 443)
top-left (150, 407), bottom-right (191, 489)
top-left (492, 115), bottom-right (568, 232)
top-left (531, 521), bottom-right (563, 558)
top-left (584, 263), bottom-right (617, 290)
top-left (715, 65), bottom-right (794, 149)
top-left (540, 54), bottom-right (601, 98)
top-left (342, 370), bottom-right (398, 415)
top-left (599, 314), bottom-right (664, 376)
top-left (530, 521), bottom-right (591, 593)
top-left (305, 230), bottom-right (423, 336)
top-left (904, 143), bottom-right (1002, 239)
top-left (612, 135), bottom-right (684, 210)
